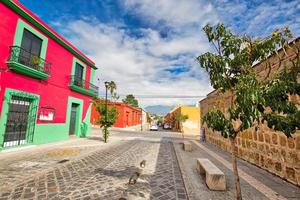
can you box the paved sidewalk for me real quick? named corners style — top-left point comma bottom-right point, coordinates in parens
top-left (174, 140), bottom-right (300, 200)
top-left (0, 135), bottom-right (122, 193)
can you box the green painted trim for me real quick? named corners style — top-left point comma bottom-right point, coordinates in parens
top-left (2, 0), bottom-right (97, 69)
top-left (0, 88), bottom-right (40, 149)
top-left (69, 85), bottom-right (97, 97)
top-left (66, 96), bottom-right (83, 137)
top-left (90, 68), bottom-right (95, 84)
top-left (34, 123), bottom-right (68, 144)
top-left (69, 57), bottom-right (97, 97)
top-left (82, 103), bottom-right (92, 137)
top-left (13, 19), bottom-right (48, 61)
top-left (6, 61), bottom-right (49, 79)
top-left (71, 57), bottom-right (86, 79)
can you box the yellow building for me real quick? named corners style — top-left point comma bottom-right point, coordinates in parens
top-left (164, 105), bottom-right (200, 135)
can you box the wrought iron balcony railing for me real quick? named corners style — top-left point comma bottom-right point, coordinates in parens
top-left (7, 46), bottom-right (51, 75)
top-left (70, 75), bottom-right (99, 96)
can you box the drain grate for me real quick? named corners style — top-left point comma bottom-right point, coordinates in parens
top-left (57, 159), bottom-right (69, 164)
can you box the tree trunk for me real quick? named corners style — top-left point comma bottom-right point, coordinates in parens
top-left (103, 126), bottom-right (108, 143)
top-left (180, 122), bottom-right (184, 140)
top-left (230, 136), bottom-right (242, 200)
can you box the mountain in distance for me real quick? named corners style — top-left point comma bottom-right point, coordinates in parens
top-left (144, 105), bottom-right (174, 116)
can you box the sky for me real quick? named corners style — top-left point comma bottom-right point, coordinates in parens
top-left (19, 0), bottom-right (300, 107)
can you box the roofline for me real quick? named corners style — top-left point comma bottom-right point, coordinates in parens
top-left (3, 0), bottom-right (97, 69)
top-left (106, 101), bottom-right (141, 112)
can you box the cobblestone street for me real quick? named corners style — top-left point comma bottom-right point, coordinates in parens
top-left (0, 129), bottom-right (299, 200)
top-left (0, 130), bottom-right (188, 200)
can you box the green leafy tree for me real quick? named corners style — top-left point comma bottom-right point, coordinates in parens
top-left (174, 114), bottom-right (189, 139)
top-left (122, 94), bottom-right (139, 107)
top-left (198, 24), bottom-right (299, 200)
top-left (94, 81), bottom-right (119, 143)
top-left (107, 81), bottom-right (119, 101)
top-left (94, 100), bottom-right (119, 142)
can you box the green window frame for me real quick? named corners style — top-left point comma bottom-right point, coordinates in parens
top-left (71, 57), bottom-right (86, 79)
top-left (90, 68), bottom-right (95, 84)
top-left (6, 19), bottom-right (49, 79)
top-left (13, 19), bottom-right (48, 60)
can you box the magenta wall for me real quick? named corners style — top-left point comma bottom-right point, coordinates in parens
top-left (0, 3), bottom-right (92, 124)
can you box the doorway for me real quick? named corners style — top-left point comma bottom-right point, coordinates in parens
top-left (3, 96), bottom-right (35, 147)
top-left (69, 103), bottom-right (79, 135)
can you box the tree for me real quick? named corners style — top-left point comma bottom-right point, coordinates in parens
top-left (122, 94), bottom-right (139, 107)
top-left (107, 81), bottom-right (119, 101)
top-left (198, 24), bottom-right (299, 200)
top-left (94, 81), bottom-right (119, 143)
top-left (174, 114), bottom-right (188, 139)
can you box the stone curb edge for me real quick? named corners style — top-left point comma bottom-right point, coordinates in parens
top-left (172, 141), bottom-right (192, 200)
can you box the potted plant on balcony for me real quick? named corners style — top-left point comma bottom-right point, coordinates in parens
top-left (31, 55), bottom-right (41, 71)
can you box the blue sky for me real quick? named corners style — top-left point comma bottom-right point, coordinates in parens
top-left (20, 0), bottom-right (300, 106)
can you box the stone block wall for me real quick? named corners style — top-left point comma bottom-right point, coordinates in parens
top-left (200, 39), bottom-right (300, 186)
top-left (204, 124), bottom-right (300, 186)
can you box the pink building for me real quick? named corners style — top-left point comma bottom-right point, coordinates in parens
top-left (0, 0), bottom-right (98, 149)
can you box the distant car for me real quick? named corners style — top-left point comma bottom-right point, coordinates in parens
top-left (150, 124), bottom-right (158, 131)
top-left (163, 123), bottom-right (171, 129)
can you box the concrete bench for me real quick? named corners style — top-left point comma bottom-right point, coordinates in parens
top-left (183, 141), bottom-right (192, 151)
top-left (197, 158), bottom-right (226, 191)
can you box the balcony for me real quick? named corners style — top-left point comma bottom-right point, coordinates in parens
top-left (6, 46), bottom-right (51, 79)
top-left (69, 75), bottom-right (99, 97)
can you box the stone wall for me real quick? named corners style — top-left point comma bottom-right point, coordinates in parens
top-left (200, 39), bottom-right (300, 186)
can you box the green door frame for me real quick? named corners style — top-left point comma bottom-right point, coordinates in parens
top-left (0, 88), bottom-right (39, 149)
top-left (66, 96), bottom-right (83, 137)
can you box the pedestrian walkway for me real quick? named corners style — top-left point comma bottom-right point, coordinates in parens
top-left (174, 140), bottom-right (300, 200)
top-left (0, 135), bottom-right (121, 194)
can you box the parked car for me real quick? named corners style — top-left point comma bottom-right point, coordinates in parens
top-left (150, 124), bottom-right (158, 131)
top-left (163, 123), bottom-right (172, 129)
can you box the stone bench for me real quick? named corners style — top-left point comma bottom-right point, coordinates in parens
top-left (183, 141), bottom-right (192, 151)
top-left (197, 158), bottom-right (226, 191)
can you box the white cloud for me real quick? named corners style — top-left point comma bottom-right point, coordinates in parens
top-left (52, 0), bottom-right (299, 108)
top-left (60, 19), bottom-right (213, 107)
top-left (213, 0), bottom-right (300, 36)
top-left (121, 0), bottom-right (218, 28)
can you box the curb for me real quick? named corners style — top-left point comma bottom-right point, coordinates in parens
top-left (172, 141), bottom-right (192, 200)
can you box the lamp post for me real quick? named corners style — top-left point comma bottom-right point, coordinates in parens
top-left (104, 81), bottom-right (109, 142)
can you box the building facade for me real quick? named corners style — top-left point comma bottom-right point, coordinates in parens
top-left (0, 0), bottom-right (98, 150)
top-left (164, 105), bottom-right (200, 135)
top-left (141, 108), bottom-right (151, 130)
top-left (200, 39), bottom-right (300, 186)
top-left (91, 102), bottom-right (142, 128)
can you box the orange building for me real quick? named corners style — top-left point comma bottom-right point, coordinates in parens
top-left (91, 102), bottom-right (142, 128)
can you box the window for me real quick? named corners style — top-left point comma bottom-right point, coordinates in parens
top-left (74, 63), bottom-right (84, 86)
top-left (21, 29), bottom-right (42, 56)
top-left (19, 29), bottom-right (42, 68)
top-left (75, 63), bottom-right (84, 80)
